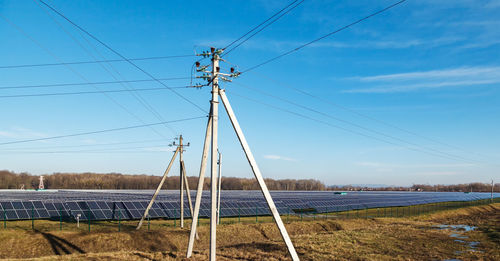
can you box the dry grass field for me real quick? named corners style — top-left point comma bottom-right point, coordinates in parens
top-left (0, 203), bottom-right (498, 260)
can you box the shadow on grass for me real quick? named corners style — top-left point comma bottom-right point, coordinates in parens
top-left (35, 230), bottom-right (85, 255)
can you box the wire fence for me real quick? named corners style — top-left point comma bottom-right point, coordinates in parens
top-left (1, 198), bottom-right (497, 232)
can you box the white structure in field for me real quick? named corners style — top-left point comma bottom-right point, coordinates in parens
top-left (38, 176), bottom-right (45, 190)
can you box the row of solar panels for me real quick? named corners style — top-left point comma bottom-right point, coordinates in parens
top-left (0, 197), bottom-right (490, 221)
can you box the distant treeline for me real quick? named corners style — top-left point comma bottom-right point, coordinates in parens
top-left (329, 183), bottom-right (498, 193)
top-left (0, 170), bottom-right (496, 192)
top-left (0, 170), bottom-right (327, 190)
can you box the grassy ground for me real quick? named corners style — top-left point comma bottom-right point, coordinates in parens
top-left (0, 203), bottom-right (498, 260)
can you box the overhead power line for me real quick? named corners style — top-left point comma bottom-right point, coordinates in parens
top-left (0, 77), bottom-right (191, 90)
top-left (256, 73), bottom-right (490, 160)
top-left (0, 85), bottom-right (193, 98)
top-left (232, 82), bottom-right (480, 163)
top-left (35, 1), bottom-right (180, 136)
top-left (2, 138), bottom-right (167, 151)
top-left (222, 0), bottom-right (305, 57)
top-left (0, 116), bottom-right (207, 146)
top-left (242, 0), bottom-right (407, 73)
top-left (39, 0), bottom-right (206, 113)
top-left (0, 144), bottom-right (172, 154)
top-left (0, 12), bottom-right (171, 139)
top-left (225, 90), bottom-right (481, 164)
top-left (0, 55), bottom-right (195, 69)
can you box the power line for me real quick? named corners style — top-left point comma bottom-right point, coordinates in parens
top-left (0, 77), bottom-right (191, 90)
top-left (2, 139), bottom-right (167, 151)
top-left (0, 13), bottom-right (171, 139)
top-left (0, 116), bottom-right (207, 146)
top-left (223, 0), bottom-right (301, 50)
top-left (242, 0), bottom-right (407, 73)
top-left (35, 1), bottom-right (179, 136)
top-left (0, 85), bottom-right (193, 98)
top-left (222, 0), bottom-right (305, 57)
top-left (0, 55), bottom-right (194, 69)
top-left (256, 72), bottom-right (497, 162)
top-left (225, 90), bottom-right (480, 163)
top-left (39, 0), bottom-right (206, 113)
top-left (0, 144), bottom-right (172, 154)
top-left (232, 81), bottom-right (480, 163)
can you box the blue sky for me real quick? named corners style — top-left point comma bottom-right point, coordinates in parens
top-left (0, 0), bottom-right (498, 186)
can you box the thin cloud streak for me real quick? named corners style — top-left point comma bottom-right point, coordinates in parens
top-left (343, 66), bottom-right (500, 93)
top-left (264, 154), bottom-right (296, 161)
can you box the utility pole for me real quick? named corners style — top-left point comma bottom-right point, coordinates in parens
top-left (137, 135), bottom-right (194, 230)
top-left (173, 135), bottom-right (190, 228)
top-left (209, 49), bottom-right (220, 261)
top-left (186, 48), bottom-right (299, 261)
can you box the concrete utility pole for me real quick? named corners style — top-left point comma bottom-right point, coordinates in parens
top-left (137, 135), bottom-right (194, 230)
top-left (175, 135), bottom-right (191, 228)
top-left (186, 48), bottom-right (299, 261)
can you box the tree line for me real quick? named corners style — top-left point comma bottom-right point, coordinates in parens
top-left (0, 170), bottom-right (496, 192)
top-left (0, 170), bottom-right (327, 190)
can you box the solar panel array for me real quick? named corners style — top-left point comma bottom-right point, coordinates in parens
top-left (0, 190), bottom-right (497, 221)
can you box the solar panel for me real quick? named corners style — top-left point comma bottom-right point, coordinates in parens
top-left (0, 190), bottom-right (497, 221)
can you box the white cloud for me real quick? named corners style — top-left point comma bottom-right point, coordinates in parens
top-left (344, 66), bottom-right (500, 93)
top-left (0, 127), bottom-right (47, 139)
top-left (263, 154), bottom-right (295, 161)
top-left (0, 131), bottom-right (16, 138)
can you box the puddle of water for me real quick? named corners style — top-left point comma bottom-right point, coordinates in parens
top-left (434, 224), bottom-right (476, 232)
top-left (450, 233), bottom-right (467, 239)
top-left (433, 224), bottom-right (483, 257)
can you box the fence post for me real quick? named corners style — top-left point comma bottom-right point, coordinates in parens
top-left (87, 210), bottom-right (91, 232)
top-left (174, 208), bottom-right (177, 228)
top-left (148, 215), bottom-right (150, 231)
top-left (3, 210), bottom-right (6, 228)
top-left (59, 207), bottom-right (63, 231)
top-left (287, 207), bottom-right (289, 223)
top-left (255, 206), bottom-right (258, 223)
top-left (31, 206), bottom-right (34, 230)
top-left (238, 207), bottom-right (241, 224)
top-left (118, 209), bottom-right (121, 232)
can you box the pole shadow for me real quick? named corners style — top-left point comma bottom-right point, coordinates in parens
top-left (35, 230), bottom-right (86, 255)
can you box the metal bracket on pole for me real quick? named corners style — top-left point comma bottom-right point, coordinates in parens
top-left (217, 151), bottom-right (222, 225)
top-left (137, 147), bottom-right (179, 230)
